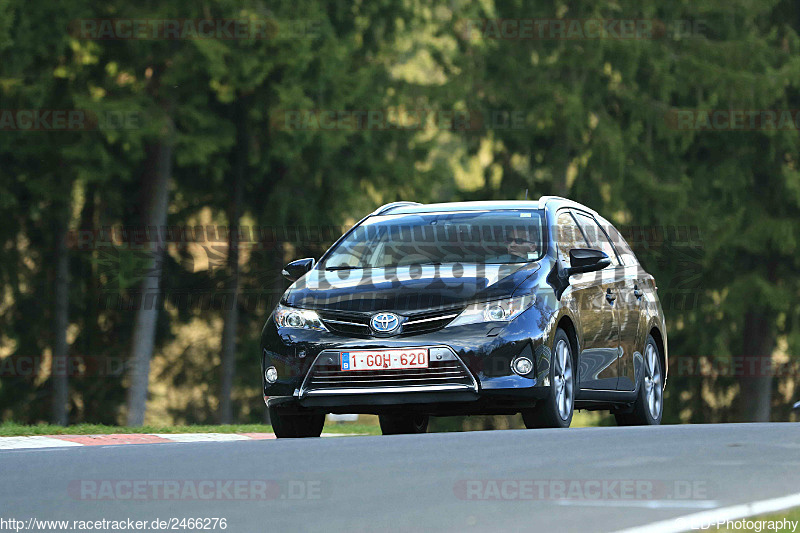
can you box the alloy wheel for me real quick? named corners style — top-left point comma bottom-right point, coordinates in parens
top-left (554, 338), bottom-right (573, 420)
top-left (644, 343), bottom-right (662, 420)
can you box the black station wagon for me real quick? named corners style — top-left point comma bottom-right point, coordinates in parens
top-left (261, 196), bottom-right (667, 437)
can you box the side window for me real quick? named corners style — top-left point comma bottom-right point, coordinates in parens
top-left (573, 212), bottom-right (620, 267)
top-left (554, 210), bottom-right (590, 263)
top-left (597, 217), bottom-right (639, 266)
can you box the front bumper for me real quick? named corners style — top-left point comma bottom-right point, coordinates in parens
top-left (299, 346), bottom-right (477, 396)
top-left (260, 308), bottom-right (556, 414)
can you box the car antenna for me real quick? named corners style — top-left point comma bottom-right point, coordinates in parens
top-left (524, 189), bottom-right (528, 200)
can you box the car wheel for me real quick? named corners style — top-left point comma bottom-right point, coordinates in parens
top-left (614, 335), bottom-right (663, 426)
top-left (522, 328), bottom-right (574, 429)
top-left (379, 414), bottom-right (429, 435)
top-left (269, 406), bottom-right (325, 438)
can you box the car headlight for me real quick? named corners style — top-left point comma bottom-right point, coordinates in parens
top-left (447, 295), bottom-right (536, 327)
top-left (273, 304), bottom-right (328, 331)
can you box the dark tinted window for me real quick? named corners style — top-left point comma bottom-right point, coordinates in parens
top-left (597, 216), bottom-right (639, 266)
top-left (554, 211), bottom-right (590, 263)
top-left (572, 211), bottom-right (620, 267)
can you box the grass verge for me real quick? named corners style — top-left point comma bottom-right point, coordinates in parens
top-left (1, 411), bottom-right (605, 437)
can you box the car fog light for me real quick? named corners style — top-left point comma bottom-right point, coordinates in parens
top-left (265, 366), bottom-right (278, 383)
top-left (512, 357), bottom-right (533, 376)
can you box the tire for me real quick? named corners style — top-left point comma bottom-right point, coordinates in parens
top-left (379, 413), bottom-right (429, 435)
top-left (522, 328), bottom-right (574, 429)
top-left (269, 406), bottom-right (325, 438)
top-left (614, 335), bottom-right (663, 426)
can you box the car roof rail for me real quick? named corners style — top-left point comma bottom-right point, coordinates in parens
top-left (371, 201), bottom-right (422, 215)
top-left (538, 195), bottom-right (595, 213)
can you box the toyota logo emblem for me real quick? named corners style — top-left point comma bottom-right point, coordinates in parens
top-left (370, 313), bottom-right (400, 333)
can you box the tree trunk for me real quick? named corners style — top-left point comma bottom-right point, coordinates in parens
top-left (737, 310), bottom-right (774, 422)
top-left (51, 205), bottom-right (70, 425)
top-left (76, 184), bottom-right (101, 422)
top-left (126, 129), bottom-right (174, 426)
top-left (79, 184), bottom-right (99, 357)
top-left (219, 99), bottom-right (247, 424)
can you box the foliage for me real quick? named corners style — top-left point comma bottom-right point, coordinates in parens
top-left (1, 0), bottom-right (798, 425)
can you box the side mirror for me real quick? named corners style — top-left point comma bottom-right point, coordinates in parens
top-left (282, 258), bottom-right (315, 282)
top-left (565, 249), bottom-right (610, 277)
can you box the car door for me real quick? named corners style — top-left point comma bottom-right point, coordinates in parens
top-left (597, 216), bottom-right (643, 391)
top-left (554, 210), bottom-right (621, 390)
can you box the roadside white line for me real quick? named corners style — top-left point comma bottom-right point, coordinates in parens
top-left (0, 432), bottom-right (370, 451)
top-left (0, 436), bottom-right (83, 449)
top-left (613, 492), bottom-right (800, 533)
top-left (555, 500), bottom-right (719, 510)
top-left (152, 433), bottom-right (252, 442)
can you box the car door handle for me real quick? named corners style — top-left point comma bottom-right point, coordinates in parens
top-left (605, 289), bottom-right (616, 303)
top-left (633, 285), bottom-right (643, 298)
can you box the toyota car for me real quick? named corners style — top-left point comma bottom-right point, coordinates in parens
top-left (260, 196), bottom-right (668, 437)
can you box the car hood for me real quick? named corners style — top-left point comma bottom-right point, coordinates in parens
top-left (283, 263), bottom-right (541, 313)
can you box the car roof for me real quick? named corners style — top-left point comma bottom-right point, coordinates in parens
top-left (379, 200), bottom-right (540, 215)
top-left (374, 196), bottom-right (596, 216)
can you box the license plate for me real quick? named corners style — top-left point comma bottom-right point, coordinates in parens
top-left (340, 349), bottom-right (429, 371)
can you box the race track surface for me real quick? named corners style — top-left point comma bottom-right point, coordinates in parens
top-left (1, 423), bottom-right (799, 532)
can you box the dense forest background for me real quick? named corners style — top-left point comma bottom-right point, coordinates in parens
top-left (1, 0), bottom-right (799, 426)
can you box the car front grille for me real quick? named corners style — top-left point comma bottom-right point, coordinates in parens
top-left (401, 309), bottom-right (461, 335)
top-left (300, 347), bottom-right (477, 396)
top-left (316, 310), bottom-right (371, 336)
top-left (317, 307), bottom-right (462, 337)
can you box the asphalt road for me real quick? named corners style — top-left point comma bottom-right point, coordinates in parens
top-left (1, 423), bottom-right (799, 532)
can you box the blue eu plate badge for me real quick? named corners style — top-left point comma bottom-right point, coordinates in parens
top-left (341, 352), bottom-right (350, 370)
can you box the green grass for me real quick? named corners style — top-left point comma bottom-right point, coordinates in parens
top-left (572, 410), bottom-right (615, 427)
top-left (1, 411), bottom-right (606, 437)
top-left (320, 423), bottom-right (382, 435)
top-left (0, 421), bottom-right (380, 437)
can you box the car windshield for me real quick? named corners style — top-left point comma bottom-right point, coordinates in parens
top-left (321, 210), bottom-right (545, 269)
